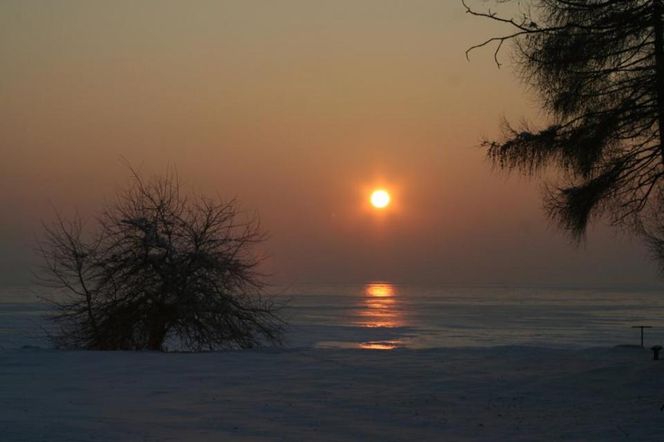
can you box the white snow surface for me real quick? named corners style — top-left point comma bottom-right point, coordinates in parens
top-left (2, 345), bottom-right (664, 441)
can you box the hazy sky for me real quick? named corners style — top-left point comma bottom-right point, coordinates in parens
top-left (1, 0), bottom-right (660, 288)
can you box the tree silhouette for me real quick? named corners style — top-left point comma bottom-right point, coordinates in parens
top-left (38, 170), bottom-right (283, 351)
top-left (464, 0), bottom-right (664, 239)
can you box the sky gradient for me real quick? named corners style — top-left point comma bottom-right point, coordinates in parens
top-left (1, 0), bottom-right (660, 288)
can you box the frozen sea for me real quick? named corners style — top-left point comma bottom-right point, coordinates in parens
top-left (3, 283), bottom-right (664, 351)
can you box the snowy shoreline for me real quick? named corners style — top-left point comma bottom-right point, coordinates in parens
top-left (3, 289), bottom-right (664, 440)
top-left (2, 345), bottom-right (664, 441)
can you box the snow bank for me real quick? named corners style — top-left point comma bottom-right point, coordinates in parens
top-left (2, 345), bottom-right (663, 441)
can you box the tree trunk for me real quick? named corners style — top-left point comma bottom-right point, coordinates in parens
top-left (653, 0), bottom-right (664, 162)
top-left (147, 313), bottom-right (167, 351)
top-left (147, 326), bottom-right (166, 351)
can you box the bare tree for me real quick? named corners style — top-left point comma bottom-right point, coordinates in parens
top-left (38, 170), bottom-right (283, 351)
top-left (464, 0), bottom-right (664, 239)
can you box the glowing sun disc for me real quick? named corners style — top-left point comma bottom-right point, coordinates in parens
top-left (370, 190), bottom-right (391, 209)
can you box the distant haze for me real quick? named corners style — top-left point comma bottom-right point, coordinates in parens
top-left (0, 0), bottom-right (660, 288)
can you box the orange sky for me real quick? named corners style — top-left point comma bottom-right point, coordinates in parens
top-left (0, 0), bottom-right (659, 287)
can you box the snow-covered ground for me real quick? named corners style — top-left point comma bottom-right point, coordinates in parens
top-left (3, 286), bottom-right (664, 440)
top-left (2, 345), bottom-right (664, 441)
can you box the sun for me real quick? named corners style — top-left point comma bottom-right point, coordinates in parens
top-left (370, 189), bottom-right (391, 209)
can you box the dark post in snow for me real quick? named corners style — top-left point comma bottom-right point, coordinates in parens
top-left (631, 325), bottom-right (652, 347)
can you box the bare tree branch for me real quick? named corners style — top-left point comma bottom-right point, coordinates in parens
top-left (38, 169), bottom-right (284, 351)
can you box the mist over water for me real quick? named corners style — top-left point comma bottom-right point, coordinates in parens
top-left (3, 284), bottom-right (664, 350)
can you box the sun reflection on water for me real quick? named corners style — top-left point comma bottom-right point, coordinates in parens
top-left (359, 341), bottom-right (399, 350)
top-left (315, 282), bottom-right (405, 351)
top-left (366, 283), bottom-right (395, 298)
top-left (358, 282), bottom-right (403, 329)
